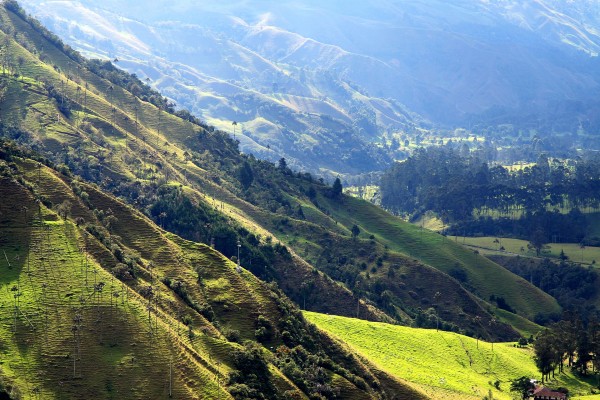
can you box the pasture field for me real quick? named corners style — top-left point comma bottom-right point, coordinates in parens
top-left (453, 236), bottom-right (600, 267)
top-left (305, 312), bottom-right (599, 400)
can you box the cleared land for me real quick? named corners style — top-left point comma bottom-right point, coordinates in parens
top-left (453, 236), bottom-right (600, 267)
top-left (305, 312), bottom-right (599, 400)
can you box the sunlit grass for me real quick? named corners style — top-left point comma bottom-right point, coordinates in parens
top-left (305, 312), bottom-right (599, 400)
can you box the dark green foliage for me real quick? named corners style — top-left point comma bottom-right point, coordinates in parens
top-left (148, 185), bottom-right (216, 241)
top-left (228, 342), bottom-right (275, 399)
top-left (489, 295), bottom-right (515, 313)
top-left (278, 157), bottom-right (287, 171)
top-left (331, 177), bottom-right (342, 198)
top-left (351, 224), bottom-right (360, 239)
top-left (274, 345), bottom-right (336, 399)
top-left (533, 315), bottom-right (600, 381)
top-left (500, 258), bottom-right (598, 319)
top-left (162, 277), bottom-right (215, 321)
top-left (528, 229), bottom-right (547, 256)
top-left (254, 315), bottom-right (274, 343)
top-left (448, 266), bottom-right (468, 283)
top-left (238, 161), bottom-right (254, 189)
top-left (381, 146), bottom-right (600, 244)
top-left (509, 376), bottom-right (534, 399)
top-left (44, 84), bottom-right (72, 117)
top-left (448, 209), bottom-right (589, 244)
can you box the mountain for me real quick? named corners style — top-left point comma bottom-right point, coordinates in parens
top-left (0, 5), bottom-right (420, 396)
top-left (0, 2), bottom-right (570, 397)
top-left (0, 0), bottom-right (561, 337)
top-left (15, 0), bottom-right (600, 180)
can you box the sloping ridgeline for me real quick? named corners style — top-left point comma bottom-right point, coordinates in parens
top-left (0, 0), bottom-right (560, 338)
top-left (0, 141), bottom-right (430, 399)
top-left (0, 3), bottom-right (562, 392)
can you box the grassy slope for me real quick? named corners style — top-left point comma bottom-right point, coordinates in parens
top-left (319, 194), bottom-right (561, 319)
top-left (0, 0), bottom-right (498, 338)
top-left (2, 155), bottom-right (423, 399)
top-left (0, 4), bottom-right (384, 326)
top-left (305, 312), bottom-right (599, 400)
top-left (0, 178), bottom-right (229, 399)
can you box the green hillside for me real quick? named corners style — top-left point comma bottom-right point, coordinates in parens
top-left (317, 195), bottom-right (560, 320)
top-left (0, 174), bottom-right (229, 398)
top-left (305, 312), bottom-right (600, 400)
top-left (0, 0), bottom-right (566, 370)
top-left (0, 149), bottom-right (431, 399)
top-left (455, 236), bottom-right (600, 267)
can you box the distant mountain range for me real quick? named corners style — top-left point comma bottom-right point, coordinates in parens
top-left (18, 0), bottom-right (600, 177)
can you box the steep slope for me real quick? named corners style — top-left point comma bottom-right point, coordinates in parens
top-left (16, 0), bottom-right (403, 179)
top-left (0, 0), bottom-right (560, 344)
top-left (18, 0), bottom-right (600, 153)
top-left (0, 0), bottom-right (387, 327)
top-left (0, 147), bottom-right (429, 399)
top-left (0, 172), bottom-right (230, 399)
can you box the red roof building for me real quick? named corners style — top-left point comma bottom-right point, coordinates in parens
top-left (532, 386), bottom-right (567, 400)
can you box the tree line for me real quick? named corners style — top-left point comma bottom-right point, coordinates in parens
top-left (380, 146), bottom-right (600, 243)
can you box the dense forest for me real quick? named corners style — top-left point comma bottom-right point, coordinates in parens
top-left (491, 256), bottom-right (599, 322)
top-left (380, 146), bottom-right (600, 243)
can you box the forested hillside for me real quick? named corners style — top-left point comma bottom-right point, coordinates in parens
top-left (0, 2), bottom-right (577, 398)
top-left (2, 142), bottom-right (429, 399)
top-left (380, 146), bottom-right (600, 245)
top-left (0, 0), bottom-right (562, 340)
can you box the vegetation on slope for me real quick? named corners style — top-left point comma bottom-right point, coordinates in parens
top-left (380, 146), bottom-right (600, 245)
top-left (0, 143), bottom-right (428, 399)
top-left (0, 0), bottom-right (562, 344)
top-left (305, 312), bottom-right (600, 400)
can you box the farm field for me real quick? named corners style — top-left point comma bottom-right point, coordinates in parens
top-left (452, 236), bottom-right (600, 266)
top-left (305, 312), bottom-right (599, 400)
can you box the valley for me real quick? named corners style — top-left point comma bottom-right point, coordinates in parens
top-left (16, 0), bottom-right (600, 181)
top-left (0, 1), bottom-right (599, 399)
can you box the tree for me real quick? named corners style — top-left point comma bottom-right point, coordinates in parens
top-left (528, 229), bottom-right (546, 256)
top-left (238, 161), bottom-right (254, 189)
top-left (278, 157), bottom-right (287, 171)
top-left (509, 377), bottom-right (534, 400)
top-left (534, 330), bottom-right (559, 382)
top-left (351, 224), bottom-right (360, 240)
top-left (232, 120), bottom-right (238, 140)
top-left (559, 249), bottom-right (568, 261)
top-left (55, 200), bottom-right (71, 220)
top-left (331, 177), bottom-right (342, 198)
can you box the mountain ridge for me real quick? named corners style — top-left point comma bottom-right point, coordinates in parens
top-left (0, 5), bottom-right (575, 399)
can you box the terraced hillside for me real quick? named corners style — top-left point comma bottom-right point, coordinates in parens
top-left (0, 0), bottom-right (560, 347)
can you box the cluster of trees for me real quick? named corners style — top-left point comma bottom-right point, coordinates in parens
top-left (447, 209), bottom-right (589, 244)
top-left (533, 314), bottom-right (600, 382)
top-left (380, 146), bottom-right (600, 243)
top-left (498, 257), bottom-right (598, 322)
